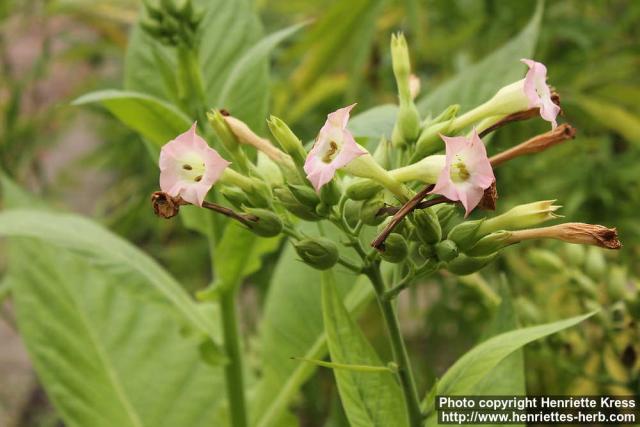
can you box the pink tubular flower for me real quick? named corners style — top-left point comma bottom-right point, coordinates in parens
top-left (303, 104), bottom-right (367, 191)
top-left (159, 123), bottom-right (230, 206)
top-left (521, 59), bottom-right (561, 128)
top-left (429, 129), bottom-right (495, 217)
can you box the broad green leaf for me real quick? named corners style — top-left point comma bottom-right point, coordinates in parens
top-left (218, 23), bottom-right (306, 123)
top-left (348, 104), bottom-right (398, 140)
top-left (417, 1), bottom-right (544, 114)
top-left (422, 311), bottom-right (595, 424)
top-left (124, 0), bottom-right (268, 129)
top-left (9, 240), bottom-right (224, 427)
top-left (212, 223), bottom-right (281, 293)
top-left (0, 209), bottom-right (220, 349)
top-left (251, 225), bottom-right (374, 427)
top-left (571, 95), bottom-right (640, 147)
top-left (321, 270), bottom-right (409, 427)
top-left (72, 90), bottom-right (192, 148)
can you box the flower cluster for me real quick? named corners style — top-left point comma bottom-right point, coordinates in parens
top-left (153, 34), bottom-right (620, 278)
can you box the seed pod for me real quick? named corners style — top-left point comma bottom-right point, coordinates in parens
top-left (294, 238), bottom-right (339, 270)
top-left (411, 208), bottom-right (442, 244)
top-left (289, 184), bottom-right (320, 208)
top-left (319, 180), bottom-right (341, 206)
top-left (446, 253), bottom-right (498, 275)
top-left (380, 234), bottom-right (408, 263)
top-left (267, 115), bottom-right (307, 165)
top-left (274, 187), bottom-right (321, 221)
top-left (447, 219), bottom-right (485, 251)
top-left (344, 199), bottom-right (362, 229)
top-left (345, 179), bottom-right (384, 201)
top-left (435, 240), bottom-right (458, 262)
top-left (244, 208), bottom-right (283, 237)
top-left (360, 197), bottom-right (386, 226)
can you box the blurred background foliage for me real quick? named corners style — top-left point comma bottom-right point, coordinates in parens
top-left (0, 0), bottom-right (638, 425)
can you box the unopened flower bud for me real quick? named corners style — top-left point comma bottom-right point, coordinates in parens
top-left (409, 74), bottom-right (421, 100)
top-left (267, 115), bottom-right (307, 166)
top-left (447, 219), bottom-right (486, 251)
top-left (243, 208), bottom-right (283, 237)
top-left (274, 187), bottom-right (321, 221)
top-left (289, 184), bottom-right (320, 208)
top-left (506, 223), bottom-right (621, 250)
top-left (466, 231), bottom-right (512, 256)
top-left (360, 197), bottom-right (386, 226)
top-left (315, 203), bottom-right (332, 217)
top-left (411, 209), bottom-right (442, 244)
top-left (446, 253), bottom-right (498, 276)
top-left (585, 247), bottom-right (607, 279)
top-left (345, 179), bottom-right (384, 201)
top-left (220, 187), bottom-right (250, 209)
top-left (435, 240), bottom-right (458, 262)
top-left (294, 237), bottom-right (339, 270)
top-left (433, 204), bottom-right (458, 234)
top-left (344, 199), bottom-right (362, 229)
top-left (392, 104), bottom-right (421, 148)
top-left (373, 137), bottom-right (392, 169)
top-left (319, 180), bottom-right (341, 206)
top-left (527, 249), bottom-right (564, 273)
top-left (380, 233), bottom-right (408, 263)
top-left (478, 200), bottom-right (561, 235)
top-left (390, 33), bottom-right (420, 147)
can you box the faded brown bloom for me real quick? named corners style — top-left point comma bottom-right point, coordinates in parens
top-left (477, 181), bottom-right (498, 211)
top-left (490, 124), bottom-right (576, 167)
top-left (151, 191), bottom-right (187, 219)
top-left (507, 222), bottom-right (621, 249)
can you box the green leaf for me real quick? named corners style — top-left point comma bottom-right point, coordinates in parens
top-left (9, 240), bottom-right (224, 427)
top-left (571, 94), bottom-right (640, 147)
top-left (422, 311), bottom-right (595, 424)
top-left (348, 104), bottom-right (398, 140)
top-left (251, 225), bottom-right (374, 427)
top-left (218, 23), bottom-right (306, 123)
top-left (417, 1), bottom-right (544, 114)
top-left (72, 90), bottom-right (192, 148)
top-left (213, 223), bottom-right (281, 293)
top-left (0, 209), bottom-right (220, 350)
top-left (124, 0), bottom-right (268, 129)
top-left (321, 270), bottom-right (409, 427)
top-left (291, 357), bottom-right (395, 373)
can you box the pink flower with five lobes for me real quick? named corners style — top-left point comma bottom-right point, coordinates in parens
top-left (159, 122), bottom-right (230, 206)
top-left (429, 129), bottom-right (495, 217)
top-left (521, 58), bottom-right (561, 128)
top-left (303, 104), bottom-right (367, 192)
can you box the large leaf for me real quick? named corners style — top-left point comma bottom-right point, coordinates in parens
top-left (124, 0), bottom-right (268, 129)
top-left (0, 210), bottom-right (219, 346)
top-left (571, 94), bottom-right (640, 147)
top-left (73, 90), bottom-right (192, 148)
top-left (9, 240), bottom-right (224, 427)
top-left (321, 270), bottom-right (408, 427)
top-left (422, 311), bottom-right (595, 424)
top-left (251, 225), bottom-right (374, 427)
top-left (417, 1), bottom-right (543, 114)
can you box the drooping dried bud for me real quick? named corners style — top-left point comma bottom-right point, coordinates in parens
top-left (489, 124), bottom-right (576, 167)
top-left (151, 191), bottom-right (186, 219)
top-left (507, 223), bottom-right (621, 249)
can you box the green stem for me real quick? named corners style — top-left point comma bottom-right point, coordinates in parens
top-left (365, 264), bottom-right (422, 426)
top-left (220, 290), bottom-right (249, 427)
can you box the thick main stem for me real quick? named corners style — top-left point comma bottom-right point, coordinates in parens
top-left (366, 265), bottom-right (422, 427)
top-left (220, 290), bottom-right (249, 427)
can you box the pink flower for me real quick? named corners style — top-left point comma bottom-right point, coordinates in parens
top-left (304, 104), bottom-right (367, 191)
top-left (521, 59), bottom-right (560, 128)
top-left (429, 129), bottom-right (495, 217)
top-left (159, 123), bottom-right (230, 206)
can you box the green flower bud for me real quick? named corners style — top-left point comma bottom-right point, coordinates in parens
top-left (380, 233), bottom-right (408, 263)
top-left (319, 180), bottom-right (341, 206)
top-left (344, 199), bottom-right (362, 229)
top-left (289, 184), bottom-right (320, 208)
top-left (423, 104), bottom-right (460, 127)
top-left (584, 247), bottom-right (606, 279)
top-left (411, 209), bottom-right (442, 244)
top-left (373, 137), bottom-right (392, 169)
top-left (478, 200), bottom-right (561, 235)
top-left (267, 115), bottom-right (307, 166)
top-left (563, 243), bottom-right (586, 267)
top-left (391, 33), bottom-right (411, 86)
top-left (435, 240), bottom-right (458, 262)
top-left (294, 237), bottom-right (339, 270)
top-left (315, 202), bottom-right (332, 217)
top-left (274, 187), bottom-right (321, 221)
top-left (392, 104), bottom-right (421, 147)
top-left (527, 249), bottom-right (564, 273)
top-left (467, 231), bottom-right (512, 256)
top-left (360, 197), bottom-right (386, 226)
top-left (220, 186), bottom-right (250, 209)
top-left (418, 244), bottom-right (435, 259)
top-left (345, 179), bottom-right (384, 201)
top-left (447, 219), bottom-right (486, 251)
top-left (377, 216), bottom-right (410, 237)
top-left (446, 253), bottom-right (498, 276)
top-left (244, 208), bottom-right (283, 237)
top-left (434, 204), bottom-right (458, 230)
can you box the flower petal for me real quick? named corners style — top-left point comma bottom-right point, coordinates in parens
top-left (326, 103), bottom-right (357, 128)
